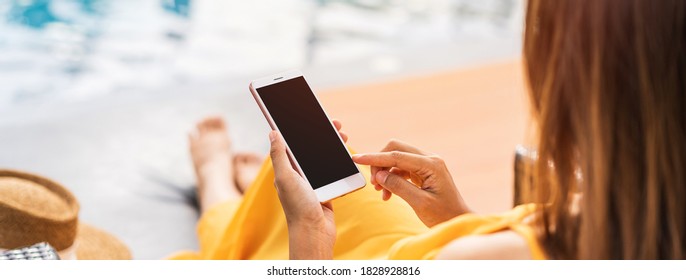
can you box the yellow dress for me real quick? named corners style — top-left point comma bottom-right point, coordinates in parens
top-left (168, 158), bottom-right (546, 260)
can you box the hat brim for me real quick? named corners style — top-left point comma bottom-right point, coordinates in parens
top-left (75, 223), bottom-right (132, 260)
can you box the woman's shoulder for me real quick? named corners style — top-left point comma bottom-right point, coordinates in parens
top-left (435, 229), bottom-right (533, 260)
top-left (388, 204), bottom-right (544, 260)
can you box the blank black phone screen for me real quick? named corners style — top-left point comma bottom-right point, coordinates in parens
top-left (257, 76), bottom-right (358, 189)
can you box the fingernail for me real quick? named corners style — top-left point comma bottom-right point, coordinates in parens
top-left (375, 170), bottom-right (389, 184)
top-left (269, 131), bottom-right (276, 142)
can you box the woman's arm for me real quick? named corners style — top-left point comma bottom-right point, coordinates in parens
top-left (435, 230), bottom-right (533, 260)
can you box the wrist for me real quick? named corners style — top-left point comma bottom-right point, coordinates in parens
top-left (288, 222), bottom-right (335, 260)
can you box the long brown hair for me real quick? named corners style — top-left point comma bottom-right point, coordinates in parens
top-left (524, 0), bottom-right (686, 259)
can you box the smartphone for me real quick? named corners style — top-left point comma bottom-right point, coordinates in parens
top-left (249, 70), bottom-right (366, 202)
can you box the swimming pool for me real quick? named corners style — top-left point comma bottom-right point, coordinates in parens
top-left (0, 0), bottom-right (523, 109)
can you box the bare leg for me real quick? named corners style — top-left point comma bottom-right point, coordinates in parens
top-left (189, 117), bottom-right (241, 213)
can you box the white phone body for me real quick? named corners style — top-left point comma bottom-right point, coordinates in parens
top-left (249, 70), bottom-right (366, 202)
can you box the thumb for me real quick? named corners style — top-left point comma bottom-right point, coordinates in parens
top-left (375, 170), bottom-right (424, 205)
top-left (269, 131), bottom-right (296, 178)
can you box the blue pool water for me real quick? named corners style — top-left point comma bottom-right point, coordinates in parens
top-left (0, 0), bottom-right (523, 109)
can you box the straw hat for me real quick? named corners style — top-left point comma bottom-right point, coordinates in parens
top-left (0, 169), bottom-right (131, 260)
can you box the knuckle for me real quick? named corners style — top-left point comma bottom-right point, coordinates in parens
top-left (390, 151), bottom-right (403, 159)
top-left (382, 140), bottom-right (396, 151)
top-left (385, 173), bottom-right (400, 185)
top-left (428, 155), bottom-right (445, 167)
top-left (384, 138), bottom-right (404, 151)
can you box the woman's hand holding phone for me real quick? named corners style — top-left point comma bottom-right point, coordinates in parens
top-left (271, 118), bottom-right (469, 259)
top-left (270, 120), bottom-right (348, 260)
top-left (352, 140), bottom-right (471, 227)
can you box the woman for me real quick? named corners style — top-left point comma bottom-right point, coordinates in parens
top-left (171, 0), bottom-right (686, 260)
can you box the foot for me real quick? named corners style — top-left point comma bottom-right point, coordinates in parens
top-left (189, 116), bottom-right (242, 213)
top-left (233, 153), bottom-right (263, 193)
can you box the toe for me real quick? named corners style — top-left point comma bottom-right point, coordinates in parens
top-left (245, 153), bottom-right (263, 164)
top-left (206, 116), bottom-right (226, 130)
top-left (235, 152), bottom-right (263, 164)
top-left (188, 132), bottom-right (197, 146)
top-left (233, 152), bottom-right (263, 193)
top-left (196, 116), bottom-right (226, 134)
